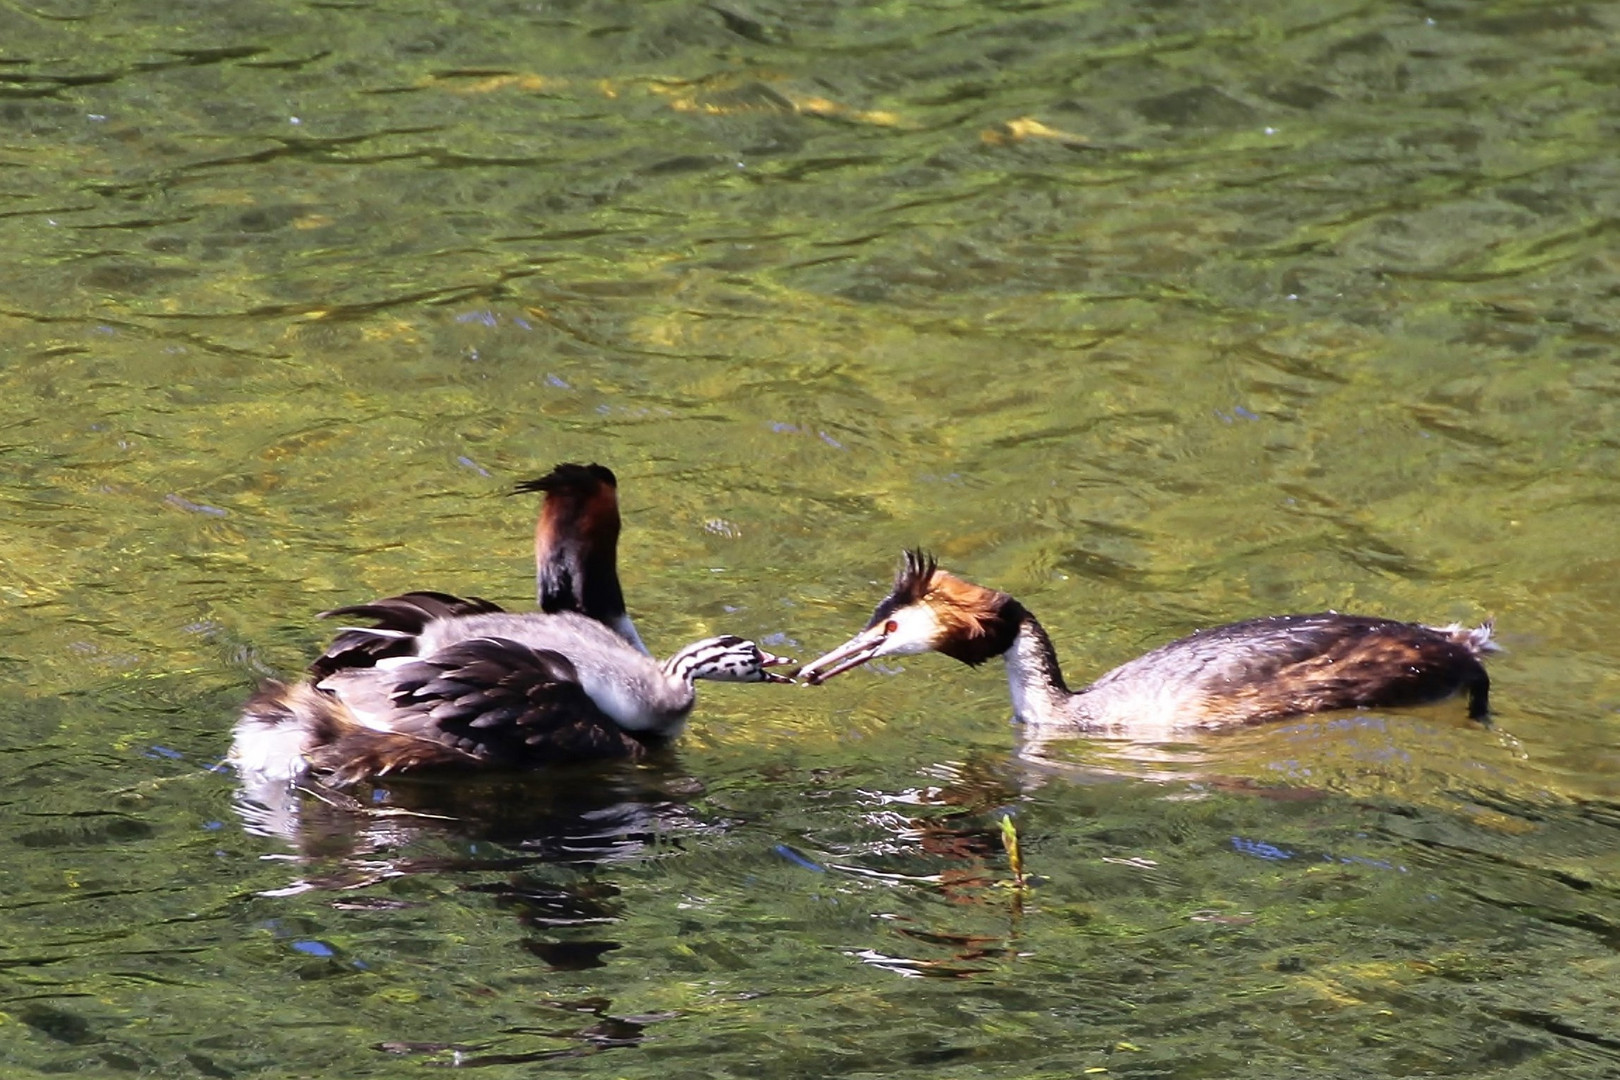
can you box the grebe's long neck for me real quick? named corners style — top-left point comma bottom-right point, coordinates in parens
top-left (1003, 612), bottom-right (1088, 728)
top-left (660, 638), bottom-right (733, 688)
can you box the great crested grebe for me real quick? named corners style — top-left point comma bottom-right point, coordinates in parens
top-left (800, 550), bottom-right (1496, 737)
top-left (231, 465), bottom-right (793, 785)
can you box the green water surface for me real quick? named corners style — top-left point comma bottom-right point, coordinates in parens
top-left (2, 0), bottom-right (1619, 1076)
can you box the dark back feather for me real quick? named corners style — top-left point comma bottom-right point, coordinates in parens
top-left (309, 591), bottom-right (506, 681)
top-left (1091, 612), bottom-right (1492, 724)
top-left (308, 727), bottom-right (491, 787)
top-left (373, 637), bottom-right (654, 768)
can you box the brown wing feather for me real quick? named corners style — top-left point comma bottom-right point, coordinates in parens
top-left (309, 730), bottom-right (489, 787)
top-left (1095, 613), bottom-right (1491, 725)
top-left (382, 637), bottom-right (651, 766)
top-left (308, 591), bottom-right (506, 681)
top-left (240, 681), bottom-right (490, 785)
top-left (1230, 623), bottom-right (1489, 722)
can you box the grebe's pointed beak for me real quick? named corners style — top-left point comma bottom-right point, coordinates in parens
top-left (800, 624), bottom-right (888, 685)
top-left (757, 648), bottom-right (798, 684)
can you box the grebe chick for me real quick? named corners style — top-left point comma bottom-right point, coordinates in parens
top-left (800, 550), bottom-right (1496, 737)
top-left (517, 462), bottom-right (648, 654)
top-left (233, 592), bottom-right (795, 786)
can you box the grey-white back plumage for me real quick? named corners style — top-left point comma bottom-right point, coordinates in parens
top-left (325, 610), bottom-right (695, 733)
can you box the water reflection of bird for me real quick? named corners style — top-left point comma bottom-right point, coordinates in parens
top-left (231, 464), bottom-right (794, 788)
top-left (801, 550), bottom-right (1495, 739)
top-left (234, 757), bottom-right (713, 877)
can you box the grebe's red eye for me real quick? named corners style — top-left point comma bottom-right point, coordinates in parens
top-left (884, 620), bottom-right (898, 634)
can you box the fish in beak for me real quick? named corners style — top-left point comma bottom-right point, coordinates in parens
top-left (756, 647), bottom-right (800, 684)
top-left (802, 550), bottom-right (996, 685)
top-left (800, 623), bottom-right (894, 685)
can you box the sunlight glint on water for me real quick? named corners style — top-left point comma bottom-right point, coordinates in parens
top-left (0, 0), bottom-right (1617, 1076)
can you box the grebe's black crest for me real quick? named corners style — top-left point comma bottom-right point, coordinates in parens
top-left (512, 462), bottom-right (618, 498)
top-left (868, 548), bottom-right (939, 628)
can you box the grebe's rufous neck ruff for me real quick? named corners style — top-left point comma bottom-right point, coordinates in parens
top-left (515, 461), bottom-right (647, 655)
top-left (801, 548), bottom-right (1495, 734)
